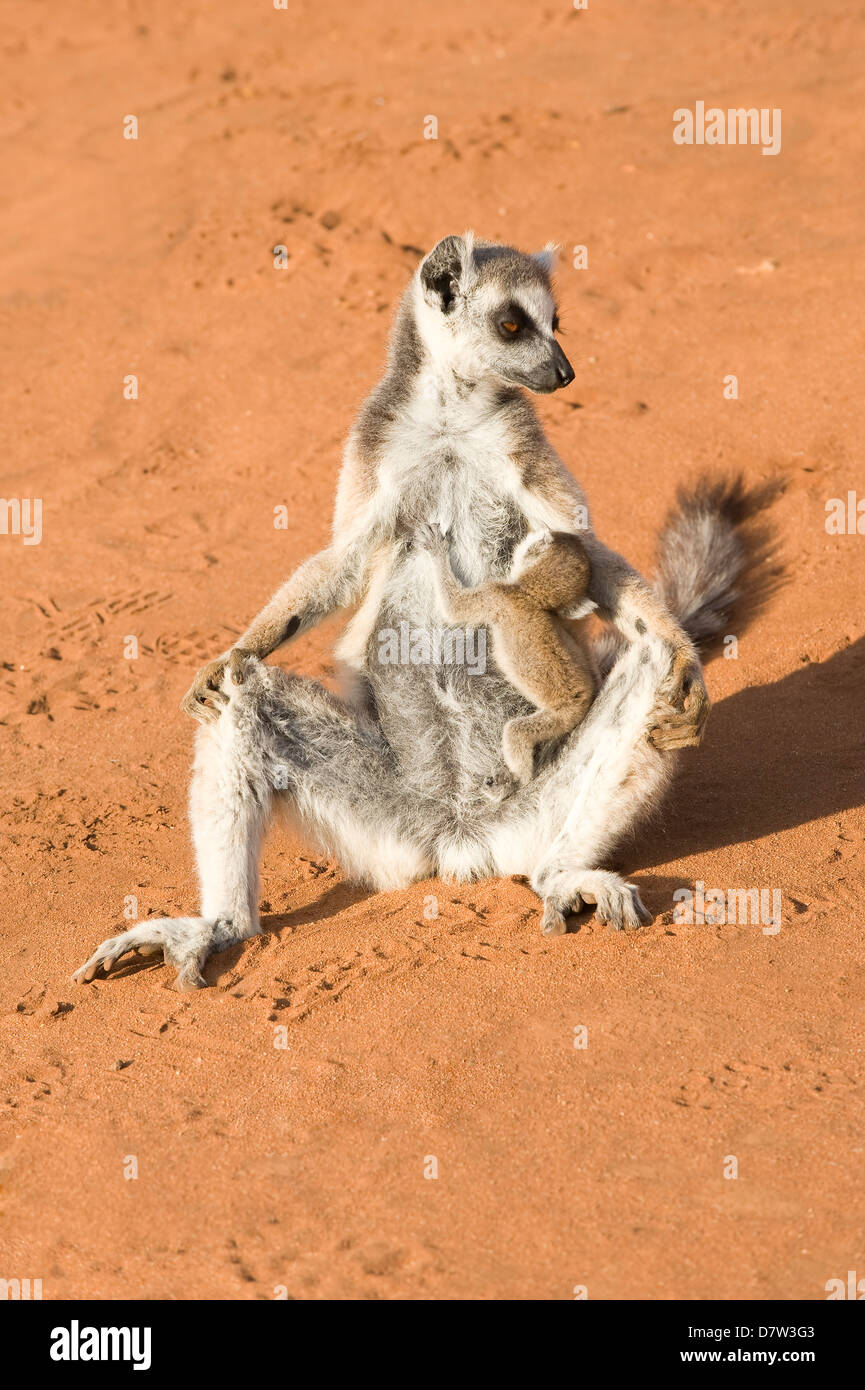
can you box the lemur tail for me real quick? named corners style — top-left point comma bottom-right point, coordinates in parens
top-left (652, 474), bottom-right (781, 649)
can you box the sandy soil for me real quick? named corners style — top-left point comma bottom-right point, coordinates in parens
top-left (1, 0), bottom-right (863, 1300)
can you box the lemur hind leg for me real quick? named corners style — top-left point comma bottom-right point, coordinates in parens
top-left (74, 654), bottom-right (275, 990)
top-left (74, 654), bottom-right (433, 989)
top-left (487, 636), bottom-right (674, 933)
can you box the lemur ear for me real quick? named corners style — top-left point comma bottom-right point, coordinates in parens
top-left (532, 242), bottom-right (559, 276)
top-left (420, 234), bottom-right (473, 314)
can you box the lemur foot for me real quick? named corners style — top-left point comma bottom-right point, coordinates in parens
top-left (181, 648), bottom-right (259, 724)
top-left (481, 769), bottom-right (518, 802)
top-left (501, 750), bottom-right (535, 787)
top-left (648, 651), bottom-right (709, 750)
top-left (72, 918), bottom-right (211, 990)
top-left (531, 867), bottom-right (652, 932)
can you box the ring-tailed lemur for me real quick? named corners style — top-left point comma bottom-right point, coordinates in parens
top-left (74, 233), bottom-right (755, 985)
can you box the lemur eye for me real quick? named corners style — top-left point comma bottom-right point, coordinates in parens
top-left (552, 313), bottom-right (560, 333)
top-left (501, 320), bottom-right (519, 335)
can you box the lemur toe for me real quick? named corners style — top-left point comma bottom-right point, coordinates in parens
top-left (540, 900), bottom-right (568, 936)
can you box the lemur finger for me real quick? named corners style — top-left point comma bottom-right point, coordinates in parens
top-left (196, 698), bottom-right (226, 725)
top-left (181, 667), bottom-right (228, 721)
top-left (658, 690), bottom-right (709, 742)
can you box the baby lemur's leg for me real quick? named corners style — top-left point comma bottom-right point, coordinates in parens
top-left (487, 633), bottom-right (672, 934)
top-left (502, 698), bottom-right (592, 785)
top-left (497, 609), bottom-right (596, 786)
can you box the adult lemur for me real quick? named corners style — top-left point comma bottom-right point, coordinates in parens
top-left (75, 233), bottom-right (748, 984)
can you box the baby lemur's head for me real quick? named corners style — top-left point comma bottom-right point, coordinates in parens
top-left (414, 234), bottom-right (575, 394)
top-left (510, 529), bottom-right (593, 614)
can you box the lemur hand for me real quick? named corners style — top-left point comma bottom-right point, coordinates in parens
top-left (648, 650), bottom-right (710, 751)
top-left (412, 520), bottom-right (448, 554)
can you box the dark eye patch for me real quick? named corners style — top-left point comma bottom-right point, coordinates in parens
top-left (495, 303), bottom-right (535, 341)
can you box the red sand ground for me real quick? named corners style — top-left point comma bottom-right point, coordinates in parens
top-left (1, 0), bottom-right (863, 1300)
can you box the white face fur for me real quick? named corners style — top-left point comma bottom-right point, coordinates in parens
top-left (415, 236), bottom-right (575, 395)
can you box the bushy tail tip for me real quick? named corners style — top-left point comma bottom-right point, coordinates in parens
top-left (653, 474), bottom-right (782, 647)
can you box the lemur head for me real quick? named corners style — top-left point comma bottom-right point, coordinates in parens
top-left (415, 233), bottom-right (575, 394)
top-left (510, 527), bottom-right (556, 575)
top-left (510, 528), bottom-right (595, 614)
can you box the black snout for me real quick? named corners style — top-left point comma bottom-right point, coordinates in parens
top-left (525, 341), bottom-right (575, 393)
top-left (552, 341), bottom-right (575, 388)
top-left (511, 340), bottom-right (576, 394)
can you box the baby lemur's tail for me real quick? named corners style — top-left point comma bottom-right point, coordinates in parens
top-left (652, 474), bottom-right (781, 649)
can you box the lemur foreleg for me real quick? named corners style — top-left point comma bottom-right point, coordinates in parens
top-left (182, 504), bottom-right (389, 723)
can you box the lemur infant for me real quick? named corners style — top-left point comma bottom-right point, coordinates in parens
top-left (416, 521), bottom-right (598, 790)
